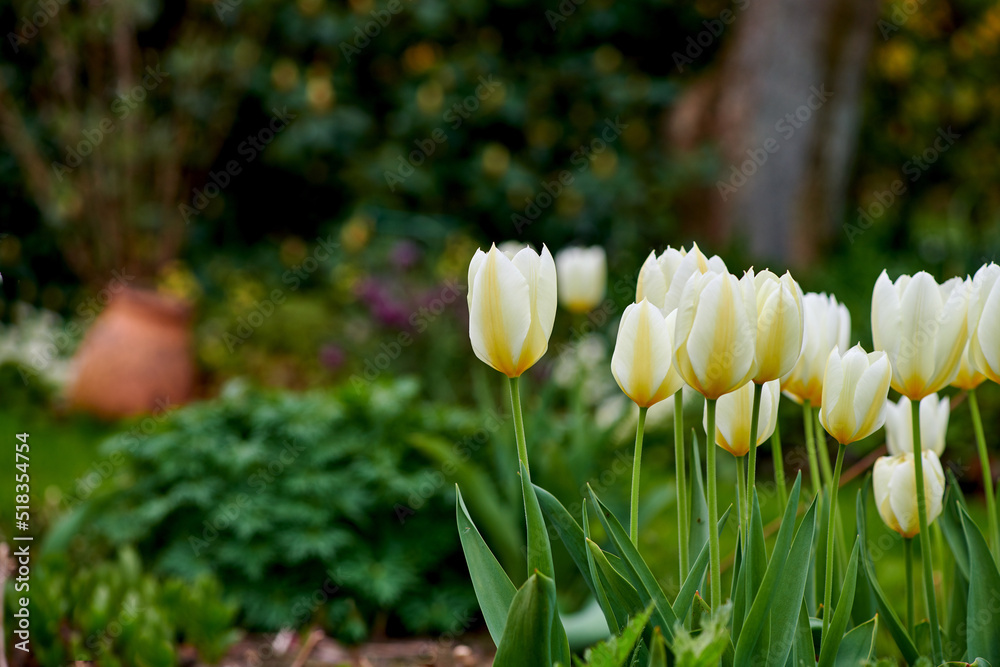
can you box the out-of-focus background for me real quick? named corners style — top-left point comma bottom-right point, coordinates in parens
top-left (0, 0), bottom-right (998, 663)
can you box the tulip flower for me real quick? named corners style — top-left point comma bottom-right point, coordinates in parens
top-left (873, 450), bottom-right (946, 539)
top-left (556, 246), bottom-right (607, 313)
top-left (872, 271), bottom-right (968, 400)
top-left (673, 268), bottom-right (756, 610)
top-left (885, 394), bottom-right (949, 457)
top-left (636, 243), bottom-right (727, 315)
top-left (963, 266), bottom-right (1000, 555)
top-left (704, 379), bottom-right (780, 457)
top-left (818, 344), bottom-right (891, 646)
top-left (611, 300), bottom-right (684, 545)
top-left (612, 300), bottom-right (684, 409)
top-left (781, 293), bottom-right (851, 406)
top-left (468, 244), bottom-right (557, 379)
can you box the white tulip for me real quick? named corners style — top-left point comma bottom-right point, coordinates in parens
top-left (873, 450), bottom-right (946, 538)
top-left (968, 263), bottom-right (1000, 385)
top-left (884, 394), bottom-right (949, 457)
top-left (611, 300), bottom-right (684, 407)
top-left (752, 269), bottom-right (805, 383)
top-left (704, 379), bottom-right (780, 457)
top-left (818, 344), bottom-right (892, 445)
top-left (673, 270), bottom-right (757, 399)
top-left (555, 246), bottom-right (607, 313)
top-left (636, 243), bottom-right (727, 314)
top-left (952, 339), bottom-right (986, 390)
top-left (872, 271), bottom-right (968, 400)
top-left (780, 292), bottom-right (851, 405)
top-left (467, 244), bottom-right (557, 377)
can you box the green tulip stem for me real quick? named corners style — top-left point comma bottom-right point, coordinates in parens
top-left (630, 406), bottom-right (648, 547)
top-left (737, 452), bottom-right (747, 551)
top-left (746, 382), bottom-right (763, 526)
top-left (969, 388), bottom-right (1000, 556)
top-left (803, 401), bottom-right (822, 498)
top-left (706, 397), bottom-right (721, 610)
top-left (904, 537), bottom-right (914, 634)
top-left (772, 417), bottom-right (788, 510)
top-left (815, 410), bottom-right (834, 488)
top-left (912, 399), bottom-right (944, 664)
top-left (509, 376), bottom-right (530, 477)
top-left (822, 442), bottom-right (846, 645)
top-left (675, 392), bottom-right (690, 579)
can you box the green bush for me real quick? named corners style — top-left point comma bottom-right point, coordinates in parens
top-left (3, 547), bottom-right (238, 666)
top-left (74, 378), bottom-right (496, 641)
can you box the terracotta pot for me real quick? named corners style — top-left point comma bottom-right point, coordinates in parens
top-left (68, 287), bottom-right (194, 418)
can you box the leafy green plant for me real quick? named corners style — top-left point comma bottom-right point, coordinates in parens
top-left (68, 378), bottom-right (515, 641)
top-left (3, 547), bottom-right (238, 666)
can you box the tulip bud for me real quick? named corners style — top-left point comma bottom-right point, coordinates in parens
top-left (884, 394), bottom-right (949, 457)
top-left (873, 450), bottom-right (946, 538)
top-left (818, 344), bottom-right (892, 445)
top-left (780, 292), bottom-right (851, 405)
top-left (555, 246), bottom-right (607, 313)
top-left (752, 269), bottom-right (805, 383)
top-left (703, 379), bottom-right (780, 457)
top-left (673, 270), bottom-right (757, 399)
top-left (636, 243), bottom-right (727, 314)
top-left (967, 263), bottom-right (1000, 384)
top-left (611, 300), bottom-right (684, 407)
top-left (467, 244), bottom-right (557, 377)
top-left (872, 271), bottom-right (968, 400)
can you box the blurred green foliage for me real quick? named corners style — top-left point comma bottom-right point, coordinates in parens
top-left (3, 547), bottom-right (239, 666)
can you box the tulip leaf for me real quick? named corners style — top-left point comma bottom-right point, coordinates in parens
top-left (455, 485), bottom-right (516, 645)
top-left (587, 485), bottom-right (677, 642)
top-left (735, 473), bottom-right (809, 664)
top-left (675, 507), bottom-right (732, 628)
top-left (855, 483), bottom-right (921, 664)
top-left (731, 537), bottom-right (745, 637)
top-left (534, 484), bottom-right (600, 601)
top-left (850, 547), bottom-right (877, 627)
top-left (493, 572), bottom-right (556, 667)
top-left (762, 494), bottom-right (817, 667)
top-left (689, 429), bottom-right (711, 571)
top-left (833, 614), bottom-right (877, 667)
top-left (583, 500), bottom-right (622, 634)
top-left (817, 539), bottom-right (860, 667)
top-left (519, 460), bottom-right (555, 580)
top-left (793, 602), bottom-right (817, 667)
top-left (960, 505), bottom-right (1000, 665)
top-left (675, 505), bottom-right (734, 623)
top-left (746, 489), bottom-right (768, 613)
top-left (647, 626), bottom-right (668, 667)
top-left (946, 560), bottom-right (969, 661)
top-left (587, 538), bottom-right (647, 629)
top-left (940, 475), bottom-right (971, 582)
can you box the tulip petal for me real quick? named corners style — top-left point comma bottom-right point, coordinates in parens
top-left (469, 248), bottom-right (532, 377)
top-left (851, 352), bottom-right (891, 442)
top-left (636, 251), bottom-right (667, 310)
top-left (871, 270), bottom-right (900, 362)
top-left (511, 245), bottom-right (557, 374)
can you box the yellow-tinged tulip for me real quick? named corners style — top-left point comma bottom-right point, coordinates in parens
top-left (967, 263), bottom-right (1000, 384)
top-left (873, 450), bottom-right (945, 538)
top-left (952, 339), bottom-right (986, 390)
top-left (871, 271), bottom-right (968, 400)
top-left (885, 394), bottom-right (949, 457)
top-left (818, 344), bottom-right (891, 445)
top-left (611, 299), bottom-right (684, 407)
top-left (780, 292), bottom-right (851, 405)
top-left (556, 246), bottom-right (607, 313)
top-left (467, 244), bottom-right (556, 377)
top-left (752, 269), bottom-right (805, 383)
top-left (673, 270), bottom-right (757, 399)
top-left (636, 243), bottom-right (727, 314)
top-left (703, 379), bottom-right (780, 456)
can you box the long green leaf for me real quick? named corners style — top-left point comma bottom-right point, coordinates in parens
top-left (493, 573), bottom-right (555, 667)
top-left (535, 484), bottom-right (599, 600)
top-left (834, 615), bottom-right (877, 667)
top-left (675, 506), bottom-right (734, 623)
top-left (961, 505), bottom-right (1000, 665)
top-left (763, 496), bottom-right (818, 667)
top-left (946, 559), bottom-right (969, 662)
top-left (456, 485), bottom-right (517, 645)
top-left (734, 473), bottom-right (806, 664)
top-left (519, 460), bottom-right (555, 579)
top-left (588, 538), bottom-right (647, 630)
top-left (940, 480), bottom-right (971, 582)
top-left (587, 486), bottom-right (677, 642)
top-left (648, 628), bottom-right (668, 667)
top-left (747, 489), bottom-right (768, 606)
top-left (817, 540), bottom-right (860, 667)
top-left (584, 500), bottom-right (621, 634)
top-left (855, 483), bottom-right (920, 664)
top-left (689, 429), bottom-right (710, 570)
top-left (793, 602), bottom-right (816, 667)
